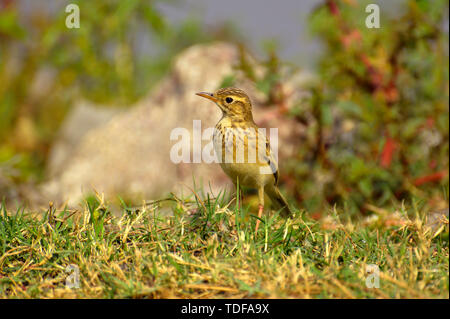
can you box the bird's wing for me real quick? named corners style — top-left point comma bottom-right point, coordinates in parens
top-left (265, 139), bottom-right (279, 185)
top-left (216, 122), bottom-right (279, 184)
top-left (244, 124), bottom-right (279, 185)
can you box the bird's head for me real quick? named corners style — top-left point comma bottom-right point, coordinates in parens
top-left (196, 87), bottom-right (253, 122)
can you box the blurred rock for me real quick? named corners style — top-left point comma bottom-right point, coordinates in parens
top-left (0, 172), bottom-right (18, 203)
top-left (42, 42), bottom-right (310, 206)
top-left (46, 101), bottom-right (122, 177)
top-left (0, 164), bottom-right (41, 210)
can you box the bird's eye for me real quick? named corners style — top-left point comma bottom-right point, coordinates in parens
top-left (225, 97), bottom-right (233, 104)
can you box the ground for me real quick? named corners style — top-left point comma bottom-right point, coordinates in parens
top-left (0, 192), bottom-right (448, 299)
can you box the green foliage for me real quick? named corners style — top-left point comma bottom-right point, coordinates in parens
top-left (292, 0), bottom-right (448, 214)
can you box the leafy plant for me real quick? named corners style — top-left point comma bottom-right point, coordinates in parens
top-left (291, 0), bottom-right (448, 214)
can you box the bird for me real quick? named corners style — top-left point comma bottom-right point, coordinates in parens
top-left (196, 87), bottom-right (292, 234)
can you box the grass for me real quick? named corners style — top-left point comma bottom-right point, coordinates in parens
top-left (0, 191), bottom-right (448, 299)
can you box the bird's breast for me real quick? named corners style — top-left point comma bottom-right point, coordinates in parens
top-left (212, 120), bottom-right (277, 184)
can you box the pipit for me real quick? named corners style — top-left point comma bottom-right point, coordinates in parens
top-left (196, 87), bottom-right (292, 233)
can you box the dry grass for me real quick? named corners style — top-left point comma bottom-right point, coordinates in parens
top-left (0, 192), bottom-right (448, 299)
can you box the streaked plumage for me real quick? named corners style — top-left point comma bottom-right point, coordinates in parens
top-left (196, 87), bottom-right (292, 233)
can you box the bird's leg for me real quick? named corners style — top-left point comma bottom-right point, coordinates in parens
top-left (255, 205), bottom-right (264, 234)
top-left (255, 186), bottom-right (265, 234)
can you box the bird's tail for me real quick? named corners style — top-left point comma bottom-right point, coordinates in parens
top-left (266, 186), bottom-right (293, 218)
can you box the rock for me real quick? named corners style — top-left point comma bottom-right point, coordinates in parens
top-left (0, 171), bottom-right (18, 203)
top-left (0, 164), bottom-right (42, 210)
top-left (46, 100), bottom-right (122, 177)
top-left (42, 42), bottom-right (310, 206)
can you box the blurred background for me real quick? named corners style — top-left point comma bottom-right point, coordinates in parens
top-left (0, 0), bottom-right (448, 217)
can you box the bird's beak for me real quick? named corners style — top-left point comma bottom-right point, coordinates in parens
top-left (196, 92), bottom-right (218, 103)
